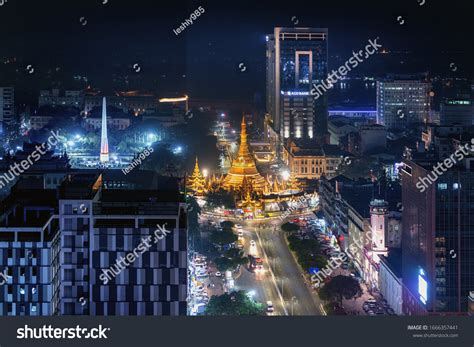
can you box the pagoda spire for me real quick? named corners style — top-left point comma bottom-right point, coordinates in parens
top-left (222, 116), bottom-right (266, 191)
top-left (99, 97), bottom-right (109, 163)
top-left (188, 157), bottom-right (206, 195)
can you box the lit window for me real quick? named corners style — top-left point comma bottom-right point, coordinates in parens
top-left (437, 183), bottom-right (447, 190)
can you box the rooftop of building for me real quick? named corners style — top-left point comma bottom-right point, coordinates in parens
top-left (58, 172), bottom-right (102, 199)
top-left (359, 123), bottom-right (386, 130)
top-left (341, 186), bottom-right (374, 218)
top-left (0, 181), bottom-right (58, 229)
top-left (380, 249), bottom-right (403, 278)
top-left (59, 170), bottom-right (184, 201)
top-left (288, 139), bottom-right (351, 158)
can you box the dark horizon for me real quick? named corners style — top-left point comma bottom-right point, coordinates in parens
top-left (0, 0), bottom-right (472, 103)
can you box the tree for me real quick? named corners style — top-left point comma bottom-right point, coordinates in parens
top-left (210, 229), bottom-right (238, 246)
top-left (224, 248), bottom-right (243, 259)
top-left (281, 222), bottom-right (300, 233)
top-left (187, 196), bottom-right (202, 251)
top-left (214, 257), bottom-right (236, 272)
top-left (319, 275), bottom-right (362, 304)
top-left (205, 291), bottom-right (266, 316)
top-left (206, 189), bottom-right (236, 209)
top-left (220, 220), bottom-right (235, 229)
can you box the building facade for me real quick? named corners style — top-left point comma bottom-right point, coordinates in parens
top-left (266, 27), bottom-right (329, 144)
top-left (401, 155), bottom-right (474, 315)
top-left (376, 80), bottom-right (431, 130)
top-left (0, 87), bottom-right (14, 137)
top-left (282, 140), bottom-right (346, 180)
top-left (0, 171), bottom-right (188, 316)
top-left (39, 89), bottom-right (84, 108)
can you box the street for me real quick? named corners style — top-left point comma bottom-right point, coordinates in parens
top-left (234, 221), bottom-right (322, 316)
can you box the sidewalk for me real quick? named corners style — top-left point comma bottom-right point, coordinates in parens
top-left (341, 281), bottom-right (382, 315)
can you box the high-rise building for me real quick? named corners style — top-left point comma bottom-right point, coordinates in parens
top-left (376, 79), bottom-right (431, 130)
top-left (58, 172), bottom-right (188, 316)
top-left (0, 87), bottom-right (14, 137)
top-left (439, 79), bottom-right (473, 126)
top-left (401, 152), bottom-right (474, 315)
top-left (38, 89), bottom-right (84, 108)
top-left (266, 27), bottom-right (329, 144)
top-left (0, 171), bottom-right (188, 316)
top-left (0, 184), bottom-right (60, 316)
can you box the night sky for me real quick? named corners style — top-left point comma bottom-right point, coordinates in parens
top-left (0, 0), bottom-right (472, 101)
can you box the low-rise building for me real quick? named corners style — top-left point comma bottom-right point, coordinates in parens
top-left (379, 250), bottom-right (403, 315)
top-left (282, 139), bottom-right (349, 180)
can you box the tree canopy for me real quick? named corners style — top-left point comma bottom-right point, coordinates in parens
top-left (281, 222), bottom-right (300, 233)
top-left (318, 275), bottom-right (362, 304)
top-left (210, 228), bottom-right (238, 246)
top-left (205, 291), bottom-right (266, 316)
top-left (220, 220), bottom-right (235, 229)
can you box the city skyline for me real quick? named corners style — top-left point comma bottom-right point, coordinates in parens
top-left (0, 0), bottom-right (473, 330)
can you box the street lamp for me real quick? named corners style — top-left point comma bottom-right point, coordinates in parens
top-left (280, 277), bottom-right (286, 298)
top-left (291, 296), bottom-right (297, 315)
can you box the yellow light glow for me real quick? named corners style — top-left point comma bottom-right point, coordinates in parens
top-left (159, 96), bottom-right (189, 103)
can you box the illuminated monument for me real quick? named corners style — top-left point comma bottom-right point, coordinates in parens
top-left (187, 117), bottom-right (310, 219)
top-left (99, 97), bottom-right (109, 163)
top-left (222, 117), bottom-right (266, 192)
top-left (187, 157), bottom-right (206, 196)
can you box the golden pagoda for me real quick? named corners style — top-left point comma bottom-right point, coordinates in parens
top-left (187, 157), bottom-right (206, 196)
top-left (286, 171), bottom-right (301, 192)
top-left (222, 117), bottom-right (266, 192)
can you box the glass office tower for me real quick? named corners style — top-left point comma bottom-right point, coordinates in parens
top-left (266, 27), bottom-right (329, 145)
top-left (401, 157), bottom-right (474, 314)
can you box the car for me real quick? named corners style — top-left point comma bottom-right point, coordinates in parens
top-left (250, 240), bottom-right (256, 247)
top-left (266, 301), bottom-right (274, 314)
top-left (237, 231), bottom-right (244, 237)
top-left (235, 224), bottom-right (243, 230)
top-left (236, 242), bottom-right (244, 250)
top-left (215, 271), bottom-right (222, 277)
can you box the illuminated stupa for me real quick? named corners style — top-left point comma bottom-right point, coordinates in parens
top-left (187, 157), bottom-right (206, 196)
top-left (222, 117), bottom-right (266, 192)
